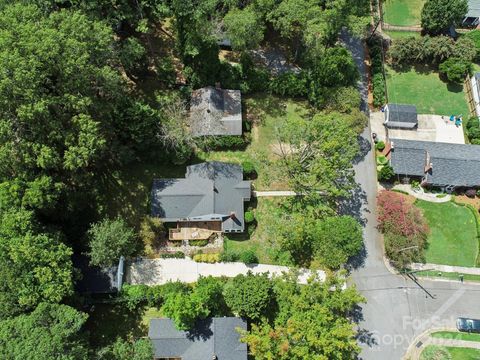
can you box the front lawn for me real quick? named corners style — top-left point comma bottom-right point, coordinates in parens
top-left (383, 0), bottom-right (425, 26)
top-left (415, 200), bottom-right (478, 267)
top-left (386, 65), bottom-right (469, 116)
top-left (416, 270), bottom-right (480, 283)
top-left (224, 197), bottom-right (286, 265)
top-left (432, 331), bottom-right (480, 342)
top-left (197, 94), bottom-right (310, 190)
top-left (421, 345), bottom-right (480, 360)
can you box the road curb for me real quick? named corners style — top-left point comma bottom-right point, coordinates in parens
top-left (403, 327), bottom-right (456, 360)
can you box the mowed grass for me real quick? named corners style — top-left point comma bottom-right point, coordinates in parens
top-left (224, 197), bottom-right (286, 265)
top-left (421, 345), bottom-right (480, 360)
top-left (386, 65), bottom-right (469, 116)
top-left (197, 94), bottom-right (311, 190)
top-left (383, 0), bottom-right (425, 26)
top-left (415, 200), bottom-right (479, 267)
top-left (432, 331), bottom-right (480, 342)
top-left (384, 30), bottom-right (421, 39)
top-left (416, 270), bottom-right (480, 282)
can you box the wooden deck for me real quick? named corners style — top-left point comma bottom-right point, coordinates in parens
top-left (169, 221), bottom-right (222, 241)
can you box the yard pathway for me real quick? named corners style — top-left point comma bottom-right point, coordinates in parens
top-left (382, 24), bottom-right (422, 32)
top-left (126, 258), bottom-right (326, 286)
top-left (411, 263), bottom-right (480, 276)
top-left (253, 190), bottom-right (297, 197)
top-left (391, 184), bottom-right (452, 203)
top-left (405, 328), bottom-right (480, 359)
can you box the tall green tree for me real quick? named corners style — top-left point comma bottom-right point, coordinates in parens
top-left (223, 6), bottom-right (265, 50)
top-left (97, 338), bottom-right (154, 360)
top-left (0, 303), bottom-right (89, 360)
top-left (87, 217), bottom-right (137, 267)
top-left (241, 275), bottom-right (364, 360)
top-left (421, 0), bottom-right (468, 34)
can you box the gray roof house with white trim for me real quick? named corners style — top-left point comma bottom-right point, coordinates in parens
top-left (189, 86), bottom-right (242, 137)
top-left (148, 317), bottom-right (247, 360)
top-left (463, 0), bottom-right (480, 26)
top-left (151, 162), bottom-right (251, 232)
top-left (389, 138), bottom-right (480, 188)
top-left (384, 104), bottom-right (418, 129)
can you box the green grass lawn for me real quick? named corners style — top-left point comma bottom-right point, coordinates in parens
top-left (383, 0), bottom-right (425, 26)
top-left (415, 201), bottom-right (479, 267)
top-left (446, 347), bottom-right (480, 359)
top-left (432, 331), bottom-right (480, 342)
top-left (383, 30), bottom-right (421, 39)
top-left (416, 270), bottom-right (480, 283)
top-left (197, 94), bottom-right (311, 190)
top-left (386, 65), bottom-right (469, 116)
top-left (224, 197), bottom-right (286, 265)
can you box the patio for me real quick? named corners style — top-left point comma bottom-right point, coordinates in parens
top-left (370, 112), bottom-right (465, 144)
top-left (169, 221), bottom-right (222, 241)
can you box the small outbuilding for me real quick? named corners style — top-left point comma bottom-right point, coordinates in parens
top-left (384, 104), bottom-right (418, 130)
top-left (189, 86), bottom-right (242, 137)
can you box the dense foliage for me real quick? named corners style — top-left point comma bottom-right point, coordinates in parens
top-left (368, 37), bottom-right (386, 107)
top-left (466, 117), bottom-right (480, 144)
top-left (377, 191), bottom-right (429, 268)
top-left (421, 0), bottom-right (468, 34)
top-left (439, 57), bottom-right (472, 83)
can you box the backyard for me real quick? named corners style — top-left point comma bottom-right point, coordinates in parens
top-left (197, 94), bottom-right (310, 190)
top-left (415, 200), bottom-right (479, 267)
top-left (382, 0), bottom-right (425, 26)
top-left (386, 65), bottom-right (469, 116)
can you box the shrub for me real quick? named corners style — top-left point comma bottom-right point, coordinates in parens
top-left (120, 284), bottom-right (149, 310)
top-left (368, 38), bottom-right (386, 108)
top-left (189, 239), bottom-right (209, 247)
top-left (200, 135), bottom-right (248, 150)
top-left (324, 86), bottom-right (361, 113)
top-left (269, 71), bottom-right (308, 97)
top-left (160, 251), bottom-right (185, 259)
top-left (375, 141), bottom-right (385, 151)
top-left (465, 29), bottom-right (480, 60)
top-left (411, 180), bottom-right (420, 190)
top-left (242, 161), bottom-right (256, 177)
top-left (378, 165), bottom-right (395, 182)
top-left (239, 249), bottom-right (258, 264)
top-left (193, 253), bottom-right (220, 263)
top-left (140, 216), bottom-right (164, 257)
top-left (244, 211), bottom-right (255, 224)
top-left (466, 189), bottom-right (477, 198)
top-left (477, 189), bottom-right (480, 197)
top-left (439, 57), bottom-right (472, 83)
top-left (466, 116), bottom-right (480, 144)
top-left (220, 249), bottom-right (240, 262)
top-left (376, 155), bottom-right (388, 165)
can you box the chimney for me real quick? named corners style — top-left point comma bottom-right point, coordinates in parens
top-left (230, 212), bottom-right (236, 219)
top-left (390, 141), bottom-right (394, 149)
top-left (215, 82), bottom-right (221, 89)
top-left (425, 162), bottom-right (433, 173)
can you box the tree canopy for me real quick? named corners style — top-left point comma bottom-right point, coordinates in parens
top-left (421, 0), bottom-right (468, 34)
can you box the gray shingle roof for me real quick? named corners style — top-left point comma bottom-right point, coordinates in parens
top-left (385, 104), bottom-right (418, 129)
top-left (390, 139), bottom-right (480, 187)
top-left (149, 317), bottom-right (247, 360)
top-left (189, 87), bottom-right (242, 136)
top-left (151, 162), bottom-right (251, 232)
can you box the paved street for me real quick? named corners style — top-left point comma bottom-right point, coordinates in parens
top-left (342, 32), bottom-right (480, 360)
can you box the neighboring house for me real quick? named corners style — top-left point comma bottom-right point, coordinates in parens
top-left (384, 104), bottom-right (418, 130)
top-left (189, 86), bottom-right (242, 137)
top-left (151, 162), bottom-right (251, 240)
top-left (470, 72), bottom-right (480, 117)
top-left (73, 255), bottom-right (124, 294)
top-left (388, 138), bottom-right (480, 191)
top-left (463, 0), bottom-right (480, 27)
top-left (148, 317), bottom-right (248, 360)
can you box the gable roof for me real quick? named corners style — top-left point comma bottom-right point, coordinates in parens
top-left (149, 317), bottom-right (247, 360)
top-left (151, 162), bottom-right (251, 232)
top-left (467, 0), bottom-right (480, 18)
top-left (390, 138), bottom-right (480, 187)
top-left (189, 87), bottom-right (242, 137)
top-left (385, 104), bottom-right (418, 129)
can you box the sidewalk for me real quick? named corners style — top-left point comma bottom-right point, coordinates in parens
top-left (411, 263), bottom-right (480, 276)
top-left (253, 190), bottom-right (297, 197)
top-left (126, 258), bottom-right (326, 286)
top-left (392, 184), bottom-right (451, 203)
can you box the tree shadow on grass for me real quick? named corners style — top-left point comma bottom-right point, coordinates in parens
top-left (85, 303), bottom-right (147, 350)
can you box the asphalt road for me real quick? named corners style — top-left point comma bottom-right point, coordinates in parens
top-left (342, 32), bottom-right (480, 360)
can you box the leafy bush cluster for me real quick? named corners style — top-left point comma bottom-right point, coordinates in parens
top-left (368, 37), bottom-right (386, 107)
top-left (242, 161), bottom-right (256, 178)
top-left (375, 140), bottom-right (386, 151)
top-left (244, 211), bottom-right (255, 224)
top-left (465, 30), bottom-right (480, 60)
top-left (466, 116), bottom-right (480, 144)
top-left (378, 164), bottom-right (395, 182)
top-left (439, 57), bottom-right (472, 83)
top-left (159, 251), bottom-right (185, 259)
top-left (377, 191), bottom-right (429, 268)
top-left (188, 239), bottom-right (209, 247)
top-left (220, 247), bottom-right (258, 264)
top-left (269, 71), bottom-right (308, 97)
top-left (193, 253), bottom-right (220, 263)
top-left (389, 35), bottom-right (476, 67)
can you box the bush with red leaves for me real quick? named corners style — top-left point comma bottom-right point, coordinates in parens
top-left (377, 190), bottom-right (429, 268)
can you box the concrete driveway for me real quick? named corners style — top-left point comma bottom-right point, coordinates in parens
top-left (343, 32), bottom-right (480, 360)
top-left (370, 112), bottom-right (465, 144)
top-left (126, 258), bottom-right (326, 285)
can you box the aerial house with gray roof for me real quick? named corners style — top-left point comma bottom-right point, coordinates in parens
top-left (189, 86), bottom-right (242, 137)
top-left (151, 162), bottom-right (251, 240)
top-left (149, 317), bottom-right (247, 360)
top-left (384, 104), bottom-right (418, 130)
top-left (388, 138), bottom-right (480, 191)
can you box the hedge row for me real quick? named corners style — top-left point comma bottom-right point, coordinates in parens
top-left (368, 38), bottom-right (386, 108)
